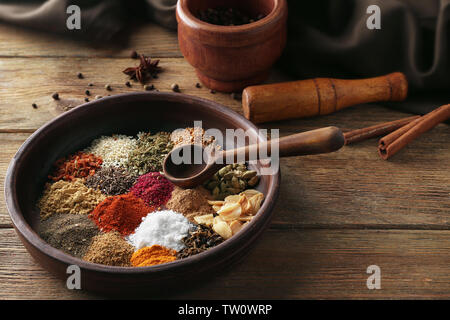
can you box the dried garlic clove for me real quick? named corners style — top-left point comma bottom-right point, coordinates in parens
top-left (208, 200), bottom-right (225, 206)
top-left (240, 196), bottom-right (253, 215)
top-left (213, 220), bottom-right (232, 239)
top-left (229, 220), bottom-right (243, 235)
top-left (248, 193), bottom-right (264, 213)
top-left (240, 189), bottom-right (260, 197)
top-left (218, 203), bottom-right (242, 221)
top-left (224, 195), bottom-right (242, 203)
top-left (217, 202), bottom-right (240, 214)
top-left (194, 214), bottom-right (214, 226)
top-left (212, 205), bottom-right (223, 212)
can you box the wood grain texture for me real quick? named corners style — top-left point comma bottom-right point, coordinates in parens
top-left (0, 23), bottom-right (181, 58)
top-left (0, 21), bottom-right (449, 300)
top-left (0, 57), bottom-right (242, 130)
top-left (0, 228), bottom-right (448, 299)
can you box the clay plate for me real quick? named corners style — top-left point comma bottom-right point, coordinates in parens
top-left (4, 92), bottom-right (280, 295)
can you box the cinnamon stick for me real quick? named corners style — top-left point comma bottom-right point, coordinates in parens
top-left (378, 104), bottom-right (450, 160)
top-left (344, 115), bottom-right (420, 145)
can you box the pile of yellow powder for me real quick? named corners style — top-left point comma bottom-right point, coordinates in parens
top-left (38, 179), bottom-right (106, 220)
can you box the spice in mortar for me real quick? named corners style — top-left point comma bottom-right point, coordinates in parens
top-left (128, 210), bottom-right (193, 251)
top-left (38, 179), bottom-right (106, 220)
top-left (85, 166), bottom-right (137, 196)
top-left (89, 194), bottom-right (153, 236)
top-left (130, 172), bottom-right (174, 207)
top-left (85, 134), bottom-right (137, 168)
top-left (166, 186), bottom-right (215, 223)
top-left (38, 214), bottom-right (100, 258)
top-left (197, 7), bottom-right (266, 26)
top-left (177, 225), bottom-right (224, 259)
top-left (204, 163), bottom-right (259, 200)
top-left (130, 245), bottom-right (177, 267)
top-left (48, 152), bottom-right (103, 182)
top-left (127, 131), bottom-right (173, 175)
top-left (83, 231), bottom-right (134, 267)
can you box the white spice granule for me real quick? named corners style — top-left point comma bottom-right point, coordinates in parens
top-left (85, 135), bottom-right (137, 168)
top-left (128, 210), bottom-right (193, 252)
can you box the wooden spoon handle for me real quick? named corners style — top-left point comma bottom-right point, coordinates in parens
top-left (242, 72), bottom-right (408, 124)
top-left (221, 127), bottom-right (345, 161)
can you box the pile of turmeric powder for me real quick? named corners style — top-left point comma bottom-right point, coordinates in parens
top-left (130, 245), bottom-right (177, 267)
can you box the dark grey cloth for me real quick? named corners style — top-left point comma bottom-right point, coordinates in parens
top-left (0, 0), bottom-right (177, 40)
top-left (279, 0), bottom-right (450, 117)
top-left (281, 0), bottom-right (450, 94)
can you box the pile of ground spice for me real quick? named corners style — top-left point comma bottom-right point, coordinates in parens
top-left (38, 214), bottom-right (100, 258)
top-left (89, 194), bottom-right (153, 236)
top-left (128, 210), bottom-right (193, 251)
top-left (127, 131), bottom-right (173, 175)
top-left (166, 186), bottom-right (215, 222)
top-left (130, 172), bottom-right (174, 207)
top-left (130, 245), bottom-right (177, 267)
top-left (170, 127), bottom-right (216, 148)
top-left (85, 166), bottom-right (137, 196)
top-left (38, 179), bottom-right (106, 220)
top-left (85, 134), bottom-right (137, 168)
top-left (48, 152), bottom-right (102, 182)
top-left (177, 225), bottom-right (224, 259)
top-left (83, 231), bottom-right (134, 267)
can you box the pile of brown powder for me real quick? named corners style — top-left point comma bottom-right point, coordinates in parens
top-left (38, 214), bottom-right (99, 258)
top-left (170, 127), bottom-right (215, 148)
top-left (83, 231), bottom-right (134, 267)
top-left (38, 179), bottom-right (106, 220)
top-left (166, 186), bottom-right (216, 222)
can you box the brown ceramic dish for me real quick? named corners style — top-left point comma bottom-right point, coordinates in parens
top-left (177, 0), bottom-right (288, 93)
top-left (4, 92), bottom-right (280, 295)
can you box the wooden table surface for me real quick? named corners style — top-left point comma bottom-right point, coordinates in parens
top-left (0, 23), bottom-right (449, 300)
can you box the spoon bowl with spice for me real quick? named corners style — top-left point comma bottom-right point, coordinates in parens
top-left (163, 127), bottom-right (345, 188)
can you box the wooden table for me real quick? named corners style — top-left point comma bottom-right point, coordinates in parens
top-left (0, 23), bottom-right (449, 300)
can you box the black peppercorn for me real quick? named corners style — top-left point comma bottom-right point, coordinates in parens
top-left (171, 83), bottom-right (180, 92)
top-left (51, 93), bottom-right (59, 100)
top-left (77, 72), bottom-right (83, 79)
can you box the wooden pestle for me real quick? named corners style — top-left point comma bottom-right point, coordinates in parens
top-left (242, 72), bottom-right (408, 124)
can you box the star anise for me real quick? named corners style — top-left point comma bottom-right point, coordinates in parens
top-left (123, 54), bottom-right (161, 84)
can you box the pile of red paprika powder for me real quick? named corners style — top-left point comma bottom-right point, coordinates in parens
top-left (89, 194), bottom-right (153, 236)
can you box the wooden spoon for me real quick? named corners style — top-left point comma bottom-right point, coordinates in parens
top-left (163, 126), bottom-right (345, 188)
